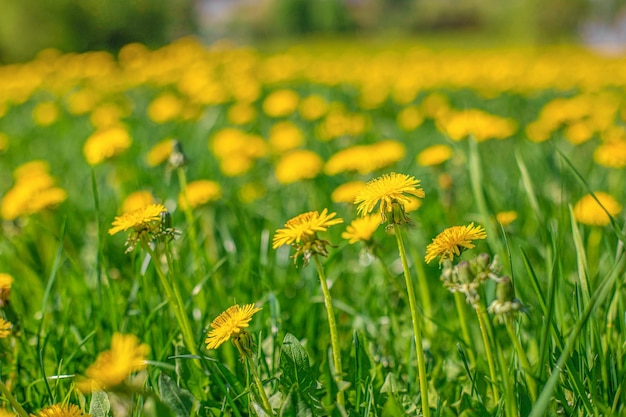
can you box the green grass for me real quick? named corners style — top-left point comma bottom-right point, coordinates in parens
top-left (0, 38), bottom-right (624, 416)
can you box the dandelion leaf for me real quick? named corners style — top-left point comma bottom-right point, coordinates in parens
top-left (279, 333), bottom-right (324, 416)
top-left (88, 390), bottom-right (110, 417)
top-left (159, 372), bottom-right (196, 417)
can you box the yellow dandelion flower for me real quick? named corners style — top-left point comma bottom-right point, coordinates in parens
top-left (179, 180), bottom-right (221, 210)
top-left (273, 209), bottom-right (343, 249)
top-left (0, 318), bottom-right (12, 338)
top-left (397, 105), bottom-right (424, 131)
top-left (268, 121), bottom-right (304, 153)
top-left (32, 102), bottom-right (59, 126)
top-left (0, 273), bottom-right (14, 306)
top-left (31, 404), bottom-right (89, 417)
top-left (274, 150), bottom-right (323, 184)
top-left (299, 94), bottom-right (328, 121)
top-left (108, 203), bottom-right (166, 236)
top-left (263, 89), bottom-right (299, 117)
top-left (417, 144), bottom-right (453, 167)
top-left (145, 139), bottom-right (175, 167)
top-left (78, 333), bottom-right (149, 392)
top-left (354, 172), bottom-right (425, 221)
top-left (121, 191), bottom-right (155, 214)
top-left (573, 192), bottom-right (622, 227)
top-left (205, 304), bottom-right (262, 351)
top-left (219, 155), bottom-right (254, 177)
top-left (89, 103), bottom-right (126, 129)
top-left (424, 223), bottom-right (487, 265)
top-left (564, 121), bottom-right (594, 145)
top-left (227, 102), bottom-right (256, 125)
top-left (324, 140), bottom-right (405, 175)
top-left (83, 125), bottom-right (132, 165)
top-left (342, 215), bottom-right (381, 244)
top-left (238, 183), bottom-right (266, 203)
top-left (148, 93), bottom-right (183, 123)
top-left (66, 88), bottom-right (99, 115)
top-left (331, 181), bottom-right (367, 204)
top-left (594, 139), bottom-right (626, 169)
top-left (496, 211), bottom-right (518, 226)
top-left (0, 408), bottom-right (16, 417)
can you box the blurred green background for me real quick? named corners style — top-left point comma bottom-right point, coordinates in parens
top-left (0, 0), bottom-right (625, 63)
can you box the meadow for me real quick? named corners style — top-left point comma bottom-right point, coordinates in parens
top-left (0, 37), bottom-right (625, 417)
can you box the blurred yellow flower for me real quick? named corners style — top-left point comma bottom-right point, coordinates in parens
top-left (31, 404), bottom-right (89, 417)
top-left (78, 333), bottom-right (149, 392)
top-left (594, 139), bottom-right (626, 169)
top-left (0, 408), bottom-right (16, 417)
top-left (0, 273), bottom-right (14, 306)
top-left (268, 121), bottom-right (304, 153)
top-left (205, 304), bottom-right (262, 350)
top-left (83, 125), bottom-right (132, 165)
top-left (210, 128), bottom-right (267, 176)
top-left (274, 150), bottom-right (323, 184)
top-left (263, 89), bottom-right (299, 117)
top-left (331, 181), bottom-right (367, 203)
top-left (227, 102), bottom-right (257, 125)
top-left (108, 203), bottom-right (166, 236)
top-left (425, 223), bottom-right (487, 265)
top-left (564, 121), bottom-right (594, 145)
top-left (496, 211), bottom-right (518, 226)
top-left (146, 139), bottom-right (175, 167)
top-left (179, 180), bottom-right (221, 209)
top-left (148, 93), bottom-right (183, 123)
top-left (1, 161), bottom-right (67, 221)
top-left (342, 215), bottom-right (380, 244)
top-left (354, 172), bottom-right (425, 218)
top-left (32, 101), bottom-right (59, 126)
top-left (324, 140), bottom-right (405, 175)
top-left (121, 191), bottom-right (155, 214)
top-left (397, 105), bottom-right (424, 131)
top-left (421, 93), bottom-right (450, 119)
top-left (573, 192), bottom-right (622, 227)
top-left (66, 88), bottom-right (99, 115)
top-left (90, 103), bottom-right (126, 129)
top-left (299, 94), bottom-right (328, 121)
top-left (0, 318), bottom-right (12, 338)
top-left (440, 109), bottom-right (517, 142)
top-left (238, 182), bottom-right (266, 203)
top-left (417, 144), bottom-right (453, 167)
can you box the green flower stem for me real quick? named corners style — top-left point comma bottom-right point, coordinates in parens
top-left (409, 245), bottom-right (434, 335)
top-left (393, 224), bottom-right (430, 417)
top-left (144, 240), bottom-right (198, 357)
top-left (496, 338), bottom-right (518, 417)
top-left (475, 303), bottom-right (500, 404)
top-left (505, 318), bottom-right (537, 402)
top-left (248, 357), bottom-right (274, 416)
top-left (0, 379), bottom-right (29, 417)
top-left (313, 255), bottom-right (346, 408)
top-left (176, 167), bottom-right (202, 263)
top-left (454, 292), bottom-right (476, 365)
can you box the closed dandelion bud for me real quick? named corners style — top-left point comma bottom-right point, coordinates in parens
top-left (456, 261), bottom-right (472, 284)
top-left (476, 253), bottom-right (491, 270)
top-left (389, 200), bottom-right (412, 226)
top-left (496, 276), bottom-right (515, 304)
top-left (231, 329), bottom-right (256, 360)
top-left (168, 140), bottom-right (186, 169)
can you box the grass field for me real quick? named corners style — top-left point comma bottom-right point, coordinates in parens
top-left (0, 37), bottom-right (625, 417)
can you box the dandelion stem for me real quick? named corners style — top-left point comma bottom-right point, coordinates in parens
top-left (454, 292), bottom-right (476, 365)
top-left (144, 239), bottom-right (198, 357)
top-left (476, 302), bottom-right (500, 404)
top-left (248, 357), bottom-right (274, 416)
top-left (505, 317), bottom-right (538, 402)
top-left (0, 379), bottom-right (29, 417)
top-left (496, 337), bottom-right (518, 417)
top-left (313, 255), bottom-right (345, 408)
top-left (393, 224), bottom-right (430, 417)
top-left (176, 167), bottom-right (202, 263)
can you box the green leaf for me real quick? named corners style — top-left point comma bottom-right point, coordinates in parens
top-left (88, 390), bottom-right (110, 417)
top-left (159, 372), bottom-right (197, 417)
top-left (279, 333), bottom-right (324, 416)
top-left (279, 389), bottom-right (315, 417)
top-left (381, 393), bottom-right (406, 417)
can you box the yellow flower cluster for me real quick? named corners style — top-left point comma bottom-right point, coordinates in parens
top-left (83, 125), bottom-right (132, 165)
top-left (1, 161), bottom-right (67, 220)
top-left (439, 109), bottom-right (517, 142)
top-left (324, 140), bottom-right (406, 175)
top-left (210, 128), bottom-right (267, 176)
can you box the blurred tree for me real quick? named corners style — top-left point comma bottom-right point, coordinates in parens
top-left (0, 0), bottom-right (197, 63)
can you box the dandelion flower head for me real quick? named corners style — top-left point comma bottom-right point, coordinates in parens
top-left (179, 180), bottom-right (221, 210)
top-left (594, 139), bottom-right (626, 169)
top-left (496, 211), bottom-right (518, 226)
top-left (354, 172), bottom-right (425, 218)
top-left (146, 139), bottom-right (175, 167)
top-left (324, 140), bottom-right (405, 175)
top-left (205, 304), bottom-right (261, 350)
top-left (0, 273), bottom-right (14, 306)
top-left (262, 89), bottom-right (299, 117)
top-left (121, 191), bottom-right (155, 214)
top-left (573, 192), bottom-right (622, 227)
top-left (268, 121), bottom-right (304, 153)
top-left (342, 215), bottom-right (381, 244)
top-left (108, 203), bottom-right (166, 236)
top-left (31, 404), bottom-right (89, 417)
top-left (331, 181), bottom-right (366, 204)
top-left (274, 150), bottom-right (323, 184)
top-left (0, 318), bottom-right (12, 338)
top-left (83, 125), bottom-right (132, 165)
top-left (417, 144), bottom-right (453, 167)
top-left (0, 408), bottom-right (16, 417)
top-left (273, 209), bottom-right (343, 249)
top-left (78, 333), bottom-right (149, 392)
top-left (425, 223), bottom-right (487, 265)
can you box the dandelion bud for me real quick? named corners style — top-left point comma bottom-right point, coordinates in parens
top-left (388, 200), bottom-right (412, 226)
top-left (456, 261), bottom-right (472, 283)
top-left (476, 253), bottom-right (491, 270)
top-left (231, 329), bottom-right (256, 361)
top-left (168, 140), bottom-right (186, 169)
top-left (496, 276), bottom-right (515, 304)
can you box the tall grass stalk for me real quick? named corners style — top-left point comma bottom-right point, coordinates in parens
top-left (475, 303), bottom-right (500, 404)
top-left (393, 224), bottom-right (430, 417)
